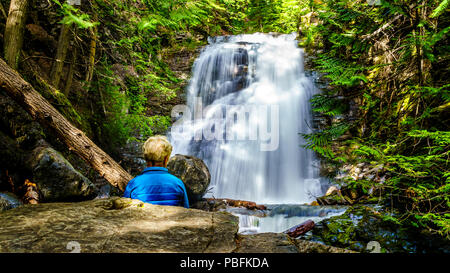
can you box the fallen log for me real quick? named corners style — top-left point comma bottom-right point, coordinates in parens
top-left (284, 220), bottom-right (315, 238)
top-left (206, 198), bottom-right (267, 210)
top-left (0, 58), bottom-right (132, 191)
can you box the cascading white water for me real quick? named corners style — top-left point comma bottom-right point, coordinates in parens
top-left (171, 33), bottom-right (323, 204)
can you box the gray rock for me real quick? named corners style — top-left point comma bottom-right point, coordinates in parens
top-left (167, 154), bottom-right (211, 203)
top-left (26, 146), bottom-right (97, 202)
top-left (294, 239), bottom-right (357, 253)
top-left (0, 197), bottom-right (238, 253)
top-left (234, 233), bottom-right (299, 253)
top-left (0, 192), bottom-right (23, 212)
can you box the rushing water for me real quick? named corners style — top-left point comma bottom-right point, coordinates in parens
top-left (229, 205), bottom-right (347, 234)
top-left (171, 33), bottom-right (324, 205)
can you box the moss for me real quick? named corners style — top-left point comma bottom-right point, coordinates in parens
top-left (313, 206), bottom-right (406, 252)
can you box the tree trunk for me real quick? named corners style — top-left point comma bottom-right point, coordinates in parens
top-left (0, 58), bottom-right (132, 191)
top-left (50, 23), bottom-right (71, 88)
top-left (3, 0), bottom-right (29, 70)
top-left (85, 24), bottom-right (97, 89)
top-left (0, 2), bottom-right (7, 19)
top-left (63, 45), bottom-right (76, 97)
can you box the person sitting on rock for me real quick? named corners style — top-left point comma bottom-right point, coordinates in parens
top-left (123, 135), bottom-right (189, 208)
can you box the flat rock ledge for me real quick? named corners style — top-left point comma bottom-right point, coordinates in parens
top-left (0, 198), bottom-right (355, 253)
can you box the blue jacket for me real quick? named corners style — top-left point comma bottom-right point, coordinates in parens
top-left (123, 167), bottom-right (189, 208)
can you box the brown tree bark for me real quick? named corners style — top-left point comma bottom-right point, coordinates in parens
top-left (50, 23), bottom-right (71, 88)
top-left (284, 220), bottom-right (315, 238)
top-left (84, 23), bottom-right (97, 89)
top-left (3, 0), bottom-right (29, 69)
top-left (63, 45), bottom-right (77, 97)
top-left (0, 2), bottom-right (7, 19)
top-left (0, 58), bottom-right (132, 191)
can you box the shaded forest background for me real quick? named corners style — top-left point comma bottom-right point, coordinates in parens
top-left (0, 0), bottom-right (448, 239)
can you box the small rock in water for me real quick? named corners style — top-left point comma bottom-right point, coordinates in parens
top-left (0, 192), bottom-right (23, 211)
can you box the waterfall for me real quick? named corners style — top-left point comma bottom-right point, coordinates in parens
top-left (170, 33), bottom-right (323, 204)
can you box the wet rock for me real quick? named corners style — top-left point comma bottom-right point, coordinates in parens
top-left (311, 205), bottom-right (450, 253)
top-left (26, 146), bottom-right (97, 202)
top-left (234, 233), bottom-right (354, 253)
top-left (167, 154), bottom-right (211, 203)
top-left (0, 197), bottom-right (238, 253)
top-left (0, 192), bottom-right (23, 212)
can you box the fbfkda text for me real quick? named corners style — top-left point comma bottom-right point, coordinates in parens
top-left (179, 257), bottom-right (269, 270)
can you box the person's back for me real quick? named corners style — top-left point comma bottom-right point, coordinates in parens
top-left (123, 136), bottom-right (189, 208)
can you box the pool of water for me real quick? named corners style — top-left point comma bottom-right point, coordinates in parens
top-left (226, 204), bottom-right (348, 235)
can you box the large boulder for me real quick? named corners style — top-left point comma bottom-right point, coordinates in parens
top-left (26, 146), bottom-right (97, 202)
top-left (0, 197), bottom-right (239, 253)
top-left (167, 154), bottom-right (211, 203)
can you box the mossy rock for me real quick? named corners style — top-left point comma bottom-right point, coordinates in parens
top-left (311, 205), bottom-right (450, 253)
top-left (26, 146), bottom-right (97, 202)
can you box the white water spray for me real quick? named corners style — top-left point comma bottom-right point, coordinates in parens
top-left (171, 33), bottom-right (323, 204)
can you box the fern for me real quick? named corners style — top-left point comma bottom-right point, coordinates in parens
top-left (302, 122), bottom-right (350, 159)
top-left (431, 0), bottom-right (449, 18)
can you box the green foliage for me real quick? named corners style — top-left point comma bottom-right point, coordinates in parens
top-left (431, 0), bottom-right (449, 18)
top-left (302, 0), bottom-right (450, 238)
top-left (53, 0), bottom-right (98, 28)
top-left (311, 94), bottom-right (347, 116)
top-left (302, 122), bottom-right (350, 159)
top-left (94, 63), bottom-right (172, 147)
